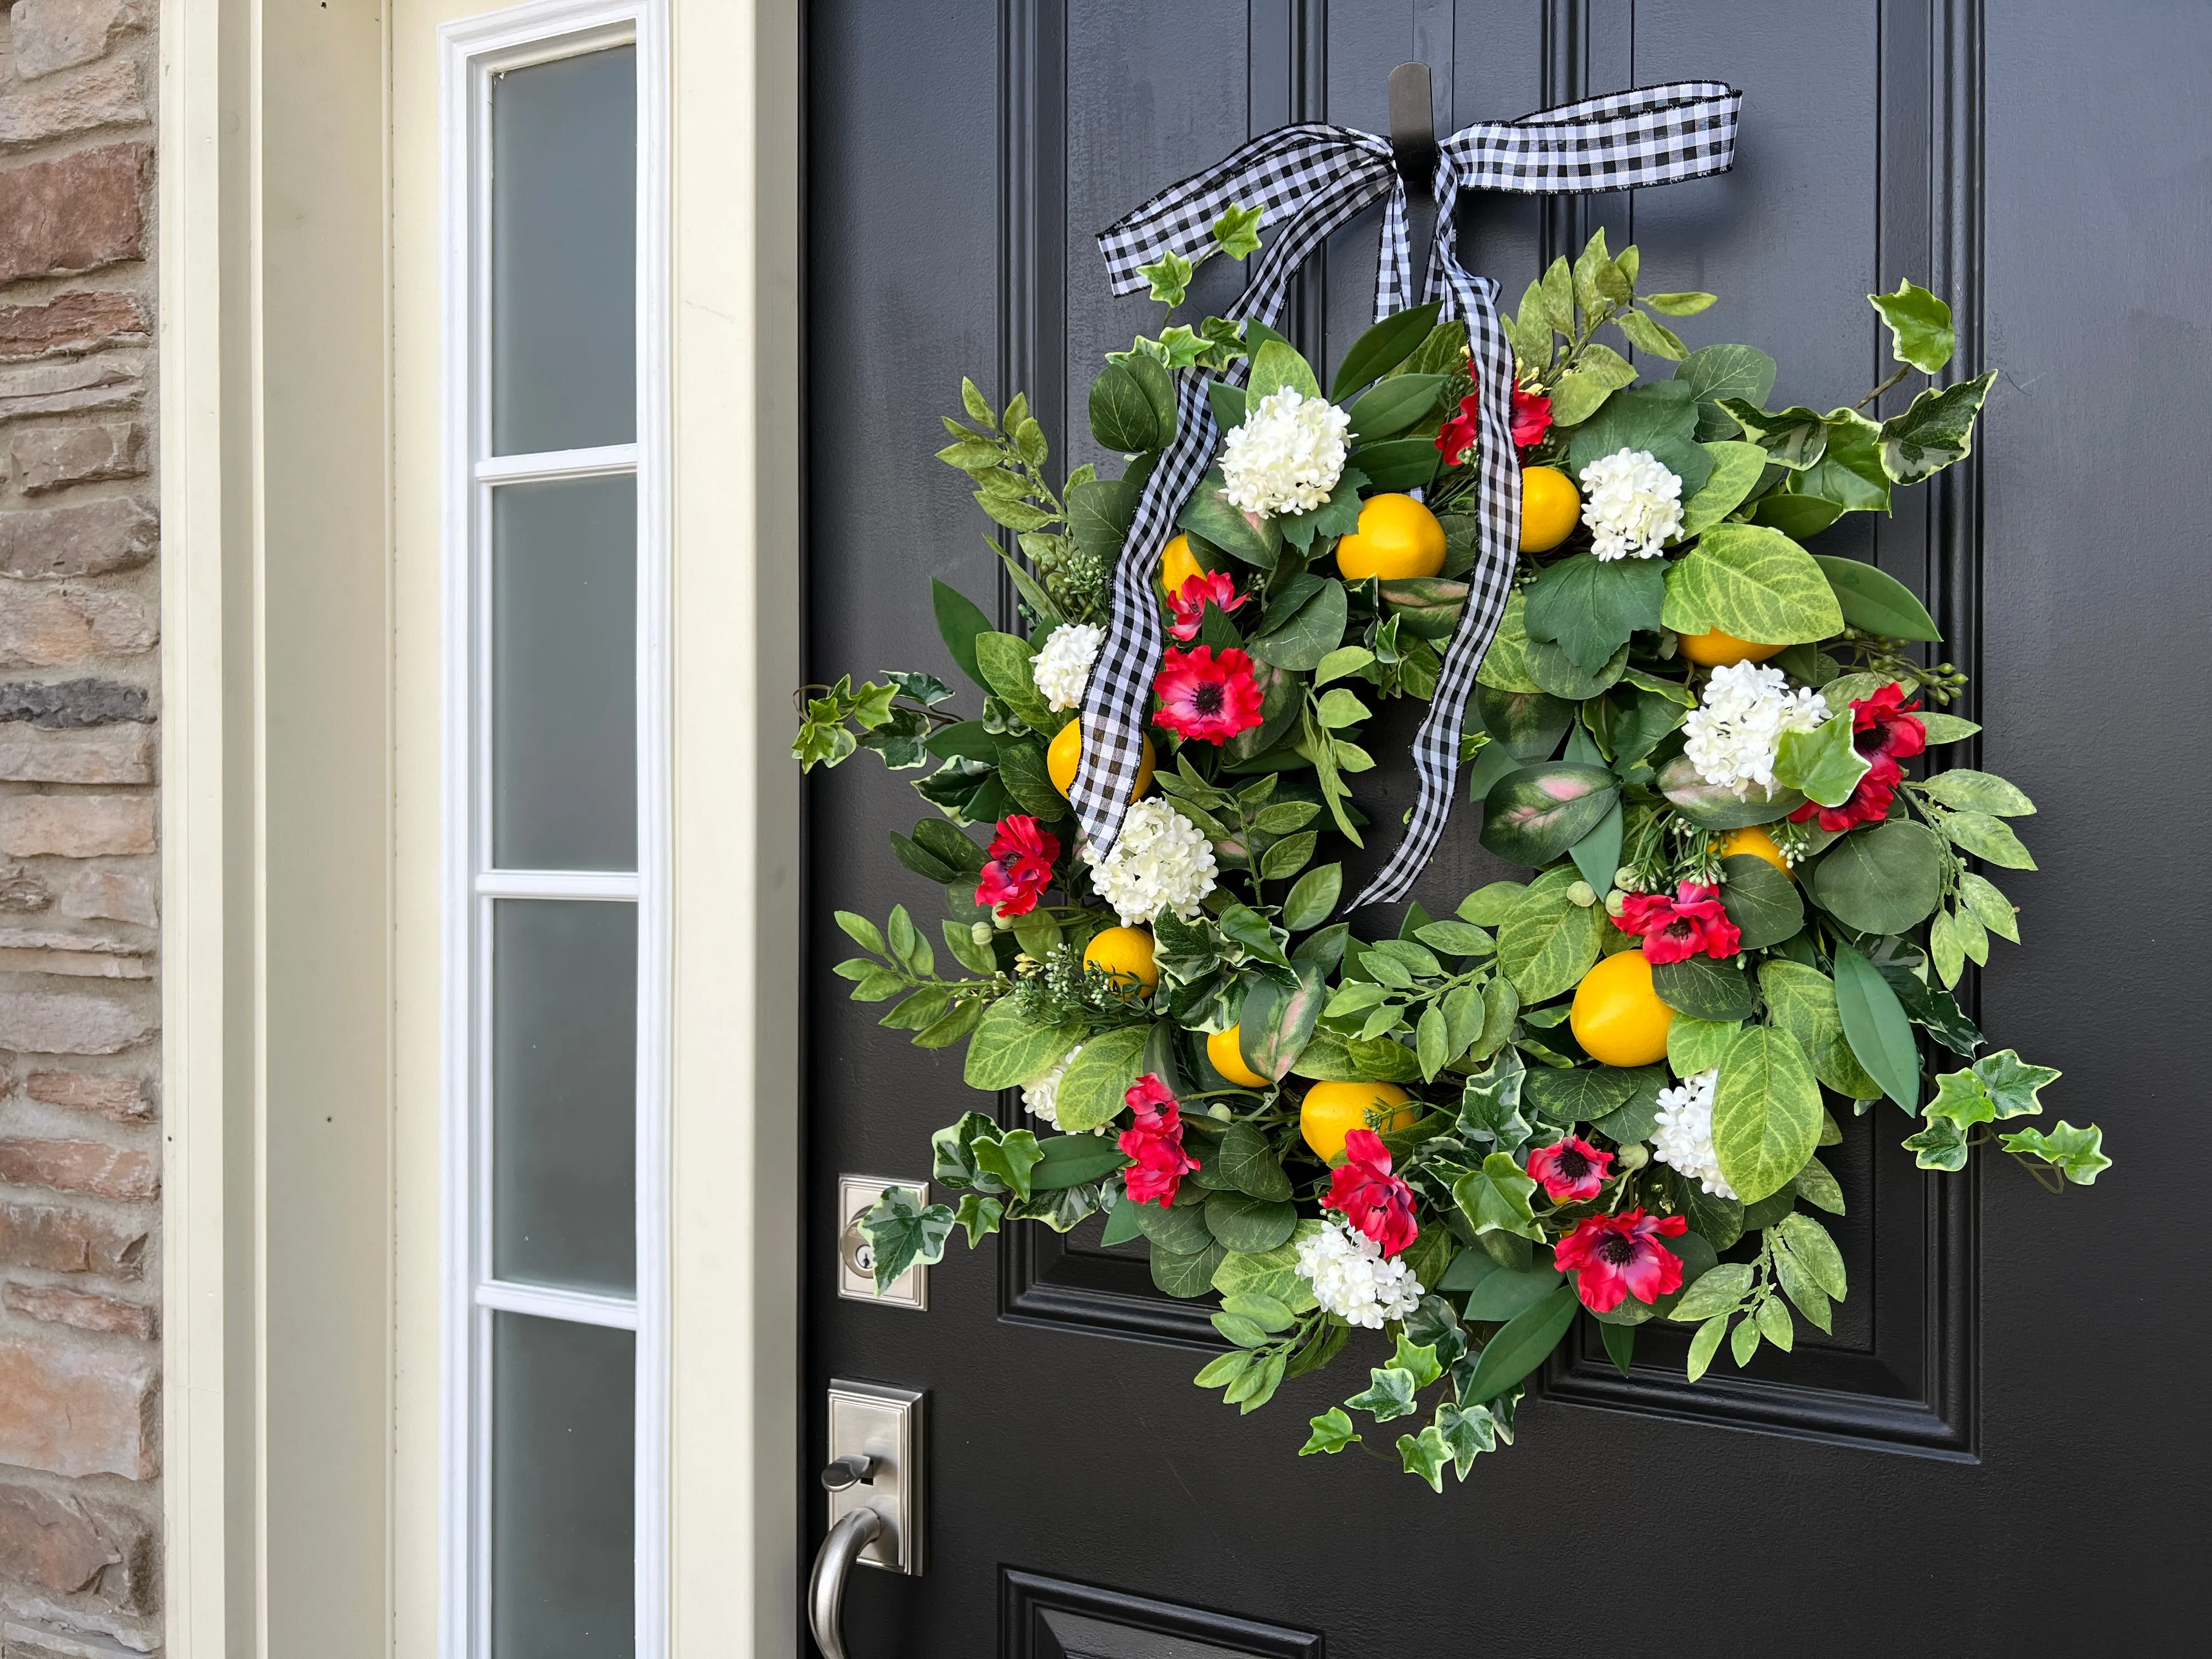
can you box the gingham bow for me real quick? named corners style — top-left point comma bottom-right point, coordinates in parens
top-left (1076, 81), bottom-right (1742, 908)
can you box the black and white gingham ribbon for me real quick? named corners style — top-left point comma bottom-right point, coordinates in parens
top-left (1079, 83), bottom-right (1742, 907)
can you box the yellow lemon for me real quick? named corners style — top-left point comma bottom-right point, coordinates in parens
top-left (1520, 465), bottom-right (1582, 552)
top-left (1159, 533), bottom-right (1205, 597)
top-left (1713, 825), bottom-right (1793, 881)
top-left (1207, 1024), bottom-right (1271, 1090)
top-left (1676, 627), bottom-right (1785, 668)
top-left (1335, 494), bottom-right (1447, 580)
top-left (1570, 950), bottom-right (1674, 1068)
top-left (1082, 926), bottom-right (1159, 993)
top-left (1047, 720), bottom-right (1155, 800)
top-left (1299, 1080), bottom-right (1416, 1162)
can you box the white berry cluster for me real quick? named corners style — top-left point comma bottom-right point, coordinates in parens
top-left (1220, 388), bottom-right (1351, 518)
top-left (1681, 661), bottom-right (1830, 797)
top-left (1031, 622), bottom-right (1103, 713)
top-left (1085, 796), bottom-right (1217, 927)
top-left (1295, 1217), bottom-right (1425, 1330)
top-left (1578, 445), bottom-right (1685, 560)
top-left (1650, 1068), bottom-right (1738, 1199)
top-left (1022, 1045), bottom-right (1079, 1127)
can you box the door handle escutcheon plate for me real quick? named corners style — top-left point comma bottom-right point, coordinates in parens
top-left (823, 1379), bottom-right (926, 1576)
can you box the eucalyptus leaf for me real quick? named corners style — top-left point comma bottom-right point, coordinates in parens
top-left (1716, 853), bottom-right (1805, 949)
top-left (1805, 821), bottom-right (1945, 934)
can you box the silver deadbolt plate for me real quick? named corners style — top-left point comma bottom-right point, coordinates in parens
top-left (838, 1175), bottom-right (929, 1308)
top-left (827, 1379), bottom-right (926, 1575)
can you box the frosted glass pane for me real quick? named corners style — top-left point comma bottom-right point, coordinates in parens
top-left (492, 1313), bottom-right (634, 1658)
top-left (490, 44), bottom-right (636, 454)
top-left (493, 475), bottom-right (636, 872)
top-left (493, 900), bottom-right (636, 1294)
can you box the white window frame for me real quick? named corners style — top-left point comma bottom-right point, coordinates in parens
top-left (438, 4), bottom-right (671, 1656)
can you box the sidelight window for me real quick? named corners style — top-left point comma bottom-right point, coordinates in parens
top-left (441, 5), bottom-right (668, 1656)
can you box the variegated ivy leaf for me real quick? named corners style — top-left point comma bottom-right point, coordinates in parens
top-left (1345, 1365), bottom-right (1420, 1423)
top-left (1999, 1121), bottom-right (2111, 1186)
top-left (1299, 1407), bottom-right (1361, 1456)
top-left (1211, 203), bottom-right (1263, 260)
top-left (1396, 1425), bottom-right (1455, 1492)
top-left (1138, 249), bottom-right (1194, 306)
top-left (1901, 1114), bottom-right (1969, 1171)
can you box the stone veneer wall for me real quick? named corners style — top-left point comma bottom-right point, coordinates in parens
top-left (0, 3), bottom-right (165, 1656)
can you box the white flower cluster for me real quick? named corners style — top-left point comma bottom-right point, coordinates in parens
top-left (1578, 446), bottom-right (1685, 560)
top-left (1651, 1068), bottom-right (1737, 1199)
top-left (1031, 623), bottom-right (1102, 713)
top-left (1085, 797), bottom-right (1217, 927)
top-left (1681, 661), bottom-right (1830, 797)
top-left (1295, 1217), bottom-right (1425, 1330)
top-left (1022, 1045), bottom-right (1079, 1127)
top-left (1220, 388), bottom-right (1351, 518)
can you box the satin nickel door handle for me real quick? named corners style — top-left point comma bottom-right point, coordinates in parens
top-left (808, 1505), bottom-right (884, 1659)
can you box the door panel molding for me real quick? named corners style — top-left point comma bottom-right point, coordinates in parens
top-left (1002, 1568), bottom-right (1324, 1659)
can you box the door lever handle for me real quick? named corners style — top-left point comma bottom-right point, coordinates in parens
top-left (820, 1453), bottom-right (876, 1491)
top-left (807, 1504), bottom-right (884, 1659)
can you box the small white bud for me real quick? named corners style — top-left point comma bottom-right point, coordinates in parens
top-left (1566, 881), bottom-right (1596, 908)
top-left (1605, 889), bottom-right (1629, 919)
top-left (1616, 1143), bottom-right (1651, 1170)
top-left (971, 921), bottom-right (996, 946)
top-left (1614, 865), bottom-right (1641, 890)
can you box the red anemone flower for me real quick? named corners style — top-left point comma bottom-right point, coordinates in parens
top-left (1789, 683), bottom-right (1926, 832)
top-left (1153, 645), bottom-right (1266, 744)
top-left (1526, 1135), bottom-right (1614, 1204)
top-left (973, 814), bottom-right (1059, 918)
top-left (1617, 881), bottom-right (1742, 965)
top-left (1436, 394), bottom-right (1480, 467)
top-left (1554, 1208), bottom-right (1689, 1313)
top-left (1117, 1073), bottom-right (1199, 1207)
top-left (1320, 1128), bottom-right (1419, 1256)
top-left (1511, 384), bottom-right (1554, 449)
top-left (1166, 571), bottom-right (1249, 642)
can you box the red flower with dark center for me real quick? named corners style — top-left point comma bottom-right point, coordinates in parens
top-left (1117, 1073), bottom-right (1199, 1207)
top-left (1511, 384), bottom-right (1554, 450)
top-left (1526, 1135), bottom-right (1613, 1203)
top-left (1617, 881), bottom-right (1743, 965)
top-left (973, 814), bottom-right (1059, 918)
top-left (1153, 645), bottom-right (1267, 744)
top-left (1436, 394), bottom-right (1480, 467)
top-left (1789, 683), bottom-right (1925, 832)
top-left (1166, 571), bottom-right (1249, 642)
top-left (1554, 1207), bottom-right (1689, 1313)
top-left (1320, 1128), bottom-right (1419, 1256)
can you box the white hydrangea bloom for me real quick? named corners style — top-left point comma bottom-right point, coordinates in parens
top-left (1031, 623), bottom-right (1103, 713)
top-left (1295, 1217), bottom-right (1425, 1330)
top-left (1085, 797), bottom-right (1217, 927)
top-left (1220, 388), bottom-right (1351, 518)
top-left (1022, 1045), bottom-right (1079, 1127)
top-left (1681, 661), bottom-right (1831, 797)
top-left (1651, 1068), bottom-right (1737, 1198)
top-left (1578, 446), bottom-right (1685, 560)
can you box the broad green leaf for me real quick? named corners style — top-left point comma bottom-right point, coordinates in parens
top-left (973, 631), bottom-right (1056, 730)
top-left (1128, 1195), bottom-right (1211, 1254)
top-left (1481, 763), bottom-right (1621, 868)
top-left (1813, 554), bottom-right (1942, 641)
top-left (1177, 471), bottom-right (1281, 565)
top-left (1756, 1295), bottom-right (1796, 1352)
top-left (1453, 1151), bottom-right (1543, 1241)
top-left (1238, 964), bottom-right (1326, 1084)
top-left (1475, 590), bottom-right (1545, 695)
top-left (1212, 1121), bottom-right (1294, 1201)
top-left (1773, 715), bottom-right (1874, 809)
top-left (1330, 302), bottom-right (1443, 400)
top-left (1150, 1240), bottom-right (1229, 1299)
top-left (1615, 305), bottom-right (1686, 359)
top-left (1870, 279), bottom-right (1955, 374)
top-left (1668, 1016), bottom-right (1741, 1079)
top-left (1547, 348), bottom-right (1639, 425)
top-left (1675, 344), bottom-right (1778, 439)
top-left (972, 1128), bottom-right (1042, 1200)
top-left (1758, 959), bottom-right (1884, 1099)
top-left (1088, 360), bottom-right (1160, 452)
top-left (1479, 686), bottom-right (1577, 763)
top-left (1030, 1133), bottom-right (1130, 1190)
top-left (1878, 371), bottom-right (1996, 484)
top-left (836, 910), bottom-right (889, 956)
top-left (1792, 409), bottom-right (1892, 514)
top-left (1679, 441), bottom-right (1770, 539)
top-left (1139, 250), bottom-right (1194, 305)
top-left (1522, 1064), bottom-right (1644, 1125)
top-left (1196, 1352), bottom-right (1257, 1392)
top-left (1651, 956), bottom-right (1755, 1023)
top-left (1415, 920), bottom-right (1494, 958)
top-left (1347, 373), bottom-right (1447, 440)
top-left (1717, 853), bottom-right (1805, 949)
top-left (1654, 751), bottom-right (1805, 830)
top-left (1753, 494), bottom-right (1846, 539)
top-left (1314, 645), bottom-right (1375, 687)
top-left (930, 579), bottom-right (994, 689)
top-left (1248, 337), bottom-right (1322, 403)
top-left (1568, 799), bottom-right (1627, 911)
top-left (1523, 554), bottom-right (1667, 675)
top-left (1793, 1156), bottom-right (1846, 1215)
top-left (1973, 1048), bottom-right (2062, 1118)
top-left (1918, 769), bottom-right (2035, 817)
top-left (1919, 712), bottom-right (1980, 744)
top-left (1458, 1258), bottom-right (1569, 1323)
top-left (962, 1001), bottom-right (1082, 1090)
top-left (1051, 1024), bottom-right (1152, 1131)
top-left (1248, 580), bottom-right (1348, 672)
top-left (1281, 863), bottom-right (1343, 932)
top-left (1459, 881), bottom-right (1530, 927)
top-left (1999, 1121), bottom-right (2110, 1185)
top-left (1805, 821), bottom-right (1945, 934)
top-left (1495, 868), bottom-right (1605, 1002)
top-left (1588, 1065), bottom-right (1668, 1144)
top-left (1660, 523), bottom-right (1846, 645)
top-left (1459, 1050), bottom-right (1533, 1153)
top-left (1600, 1319), bottom-right (1638, 1377)
top-left (1830, 944), bottom-right (1922, 1111)
top-left (1462, 1283), bottom-right (1579, 1402)
top-left (1300, 1407), bottom-right (1361, 1455)
top-left (1776, 1213), bottom-right (1848, 1299)
top-left (1711, 1026), bottom-right (1822, 1205)
top-left (1932, 808), bottom-right (2038, 870)
top-left (1566, 381), bottom-right (1714, 498)
top-left (1204, 1190), bottom-right (1299, 1252)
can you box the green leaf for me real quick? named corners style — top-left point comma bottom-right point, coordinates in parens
top-left (962, 1002), bottom-right (1082, 1091)
top-left (1195, 1350), bottom-right (1255, 1390)
top-left (1773, 715), bottom-right (1874, 809)
top-left (1204, 1190), bottom-right (1299, 1252)
top-left (1139, 249), bottom-right (1194, 306)
top-left (1718, 400), bottom-right (1828, 469)
top-left (1793, 1156), bottom-right (1846, 1215)
top-left (1458, 1051), bottom-right (1533, 1153)
top-left (1931, 808), bottom-right (2039, 870)
top-left (1329, 302), bottom-right (1443, 400)
top-left (1414, 921), bottom-right (1494, 959)
top-left (1959, 872), bottom-right (2019, 943)
top-left (1870, 279), bottom-right (1955, 374)
top-left (1651, 956), bottom-right (1755, 1023)
top-left (836, 910), bottom-right (889, 956)
top-left (1660, 523), bottom-right (1846, 645)
top-left (1588, 1065), bottom-right (1668, 1143)
top-left (1347, 374), bottom-right (1447, 441)
top-left (1717, 853), bottom-right (1805, 950)
top-left (1279, 863), bottom-right (1342, 934)
top-left (1087, 360), bottom-right (1160, 452)
top-left (1999, 1121), bottom-right (2111, 1185)
top-left (1211, 1121), bottom-right (1293, 1202)
top-left (1178, 472), bottom-right (1282, 566)
top-left (1668, 1016), bottom-right (1742, 1079)
top-left (1480, 764), bottom-right (1621, 869)
top-left (1523, 555), bottom-right (1667, 675)
top-left (1669, 1262), bottom-right (1753, 1323)
top-left (1901, 1113), bottom-right (1969, 1171)
top-left (1249, 337), bottom-right (1323, 404)
top-left (1030, 1133), bottom-right (1130, 1191)
top-left (1211, 202), bottom-right (1264, 259)
top-left (1394, 1425), bottom-right (1455, 1492)
top-left (1644, 290), bottom-right (1717, 317)
top-left (952, 1191), bottom-right (1005, 1245)
top-left (1675, 345), bottom-right (1778, 439)
top-left (1523, 1064), bottom-right (1641, 1125)
top-left (1805, 821), bottom-right (1945, 935)
top-left (1600, 1319), bottom-right (1638, 1377)
top-left (1711, 1026), bottom-right (1822, 1205)
top-left (972, 1129), bottom-right (1042, 1201)
top-left (1758, 960), bottom-right (1884, 1099)
top-left (1052, 1025), bottom-right (1153, 1131)
top-left (859, 1187), bottom-right (956, 1291)
top-left (1686, 1314), bottom-right (1730, 1380)
top-left (1494, 868), bottom-right (1605, 1002)
top-left (1346, 1365), bottom-right (1420, 1423)
top-left (1452, 1151), bottom-right (1544, 1241)
top-left (1547, 349), bottom-right (1640, 426)
top-left (1248, 580), bottom-right (1347, 672)
top-left (1753, 494), bottom-right (1846, 539)
top-left (1566, 381), bottom-right (1714, 499)
top-left (1149, 1241), bottom-right (1229, 1299)
top-left (1300, 1407), bottom-right (1362, 1455)
top-left (1616, 306), bottom-right (1686, 360)
top-left (1973, 1048), bottom-right (2062, 1118)
top-left (1830, 945), bottom-right (1922, 1112)
top-left (1777, 1212), bottom-right (1848, 1299)
top-left (1462, 1283), bottom-right (1579, 1403)
top-left (1813, 554), bottom-right (1942, 642)
top-left (1878, 371), bottom-right (1996, 484)
top-left (1918, 769), bottom-right (2035, 819)
top-left (1678, 441), bottom-right (1770, 540)
top-left (1458, 1258), bottom-right (1569, 1322)
top-left (972, 631), bottom-right (1056, 732)
top-left (1346, 437), bottom-right (1441, 494)
top-left (1919, 712), bottom-right (1981, 745)
top-left (1792, 409), bottom-right (1892, 515)
top-left (1654, 751), bottom-right (1805, 830)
